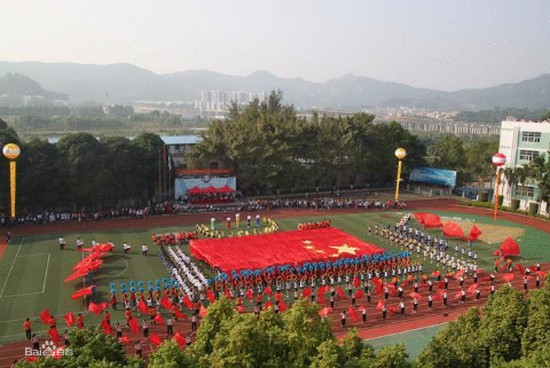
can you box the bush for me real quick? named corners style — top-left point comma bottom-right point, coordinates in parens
top-left (511, 199), bottom-right (520, 211)
top-left (478, 192), bottom-right (489, 202)
top-left (529, 202), bottom-right (539, 216)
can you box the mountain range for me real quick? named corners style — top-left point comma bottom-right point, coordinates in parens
top-left (1, 61), bottom-right (549, 111)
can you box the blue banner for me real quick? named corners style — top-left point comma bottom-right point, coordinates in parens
top-left (409, 167), bottom-right (457, 187)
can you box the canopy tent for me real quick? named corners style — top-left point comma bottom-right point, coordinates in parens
top-left (190, 227), bottom-right (385, 273)
top-left (494, 237), bottom-right (521, 257)
top-left (187, 185), bottom-right (235, 195)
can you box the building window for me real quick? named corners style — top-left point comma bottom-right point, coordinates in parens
top-left (521, 131), bottom-right (541, 143)
top-left (519, 150), bottom-right (539, 161)
top-left (514, 185), bottom-right (535, 198)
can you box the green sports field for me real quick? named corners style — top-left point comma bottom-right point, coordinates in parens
top-left (0, 210), bottom-right (549, 343)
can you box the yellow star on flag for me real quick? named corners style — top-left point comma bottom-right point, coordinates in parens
top-left (329, 243), bottom-right (360, 256)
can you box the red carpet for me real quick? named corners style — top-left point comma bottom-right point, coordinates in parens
top-left (190, 227), bottom-right (384, 272)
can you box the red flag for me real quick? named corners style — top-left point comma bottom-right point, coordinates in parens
top-left (454, 291), bottom-right (463, 300)
top-left (317, 287), bottom-right (325, 303)
top-left (48, 328), bottom-right (60, 344)
top-left (353, 276), bottom-right (360, 287)
top-left (236, 305), bottom-right (246, 313)
top-left (503, 273), bottom-right (515, 282)
top-left (246, 289), bottom-right (254, 301)
top-left (199, 305), bottom-right (208, 318)
top-left (40, 309), bottom-right (52, 325)
top-left (160, 296), bottom-right (173, 310)
top-left (468, 283), bottom-right (479, 295)
top-left (224, 289), bottom-right (233, 299)
top-left (468, 225), bottom-right (482, 241)
top-left (432, 294), bottom-right (442, 301)
top-left (279, 300), bottom-right (287, 313)
top-left (264, 286), bottom-right (272, 296)
top-left (319, 307), bottom-right (332, 317)
top-left (101, 319), bottom-right (112, 334)
top-left (182, 294), bottom-right (193, 309)
top-left (173, 332), bottom-right (185, 347)
top-left (454, 270), bottom-right (465, 280)
top-left (138, 300), bottom-right (148, 314)
top-left (438, 281), bottom-right (445, 289)
top-left (129, 318), bottom-right (139, 333)
top-left (88, 302), bottom-right (109, 315)
top-left (154, 314), bottom-right (165, 325)
top-left (64, 312), bottom-right (76, 327)
top-left (171, 306), bottom-right (188, 320)
top-left (264, 301), bottom-right (273, 310)
top-left (348, 307), bottom-right (358, 322)
top-left (149, 333), bottom-right (162, 346)
top-left (64, 268), bottom-right (89, 282)
top-left (516, 264), bottom-right (524, 275)
top-left (376, 300), bottom-right (385, 311)
top-left (410, 292), bottom-right (422, 300)
top-left (302, 287), bottom-right (312, 298)
top-left (119, 336), bottom-right (130, 345)
top-left (71, 286), bottom-right (94, 300)
top-left (354, 289), bottom-right (363, 300)
top-left (336, 285), bottom-right (345, 300)
top-left (206, 289), bottom-right (216, 303)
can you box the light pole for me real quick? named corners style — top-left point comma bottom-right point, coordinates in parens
top-left (394, 148), bottom-right (407, 202)
top-left (492, 153), bottom-right (506, 220)
top-left (3, 143), bottom-right (21, 219)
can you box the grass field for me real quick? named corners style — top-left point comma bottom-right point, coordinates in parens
top-left (0, 210), bottom-right (549, 343)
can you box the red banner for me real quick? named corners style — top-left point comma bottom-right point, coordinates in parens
top-left (191, 228), bottom-right (384, 272)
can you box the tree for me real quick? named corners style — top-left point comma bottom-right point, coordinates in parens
top-left (373, 343), bottom-right (411, 368)
top-left (521, 282), bottom-right (550, 357)
top-left (479, 286), bottom-right (529, 364)
top-left (148, 339), bottom-right (195, 368)
top-left (131, 133), bottom-right (165, 199)
top-left (415, 308), bottom-right (487, 368)
top-left (527, 149), bottom-right (550, 213)
top-left (428, 135), bottom-right (468, 185)
top-left (340, 329), bottom-right (376, 368)
top-left (282, 299), bottom-right (333, 368)
top-left (465, 139), bottom-right (499, 188)
top-left (309, 339), bottom-right (342, 368)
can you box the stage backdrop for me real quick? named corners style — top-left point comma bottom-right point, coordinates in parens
top-left (190, 227), bottom-right (384, 272)
top-left (175, 176), bottom-right (236, 198)
top-left (409, 167), bottom-right (457, 188)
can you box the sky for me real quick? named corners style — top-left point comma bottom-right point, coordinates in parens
top-left (1, 0), bottom-right (550, 91)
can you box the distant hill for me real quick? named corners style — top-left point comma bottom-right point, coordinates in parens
top-left (0, 61), bottom-right (549, 110)
top-left (0, 73), bottom-right (67, 100)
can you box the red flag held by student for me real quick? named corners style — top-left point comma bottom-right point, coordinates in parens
top-left (206, 289), bottom-right (216, 303)
top-left (199, 305), bottom-right (208, 318)
top-left (503, 273), bottom-right (515, 282)
top-left (336, 285), bottom-right (345, 300)
top-left (64, 312), bottom-right (76, 327)
top-left (468, 225), bottom-right (482, 242)
top-left (154, 314), bottom-right (165, 325)
top-left (317, 287), bottom-right (325, 303)
top-left (119, 336), bottom-right (130, 345)
top-left (468, 283), bottom-right (479, 295)
top-left (173, 332), bottom-right (185, 347)
top-left (353, 276), bottom-right (360, 288)
top-left (319, 307), bottom-right (332, 317)
top-left (171, 306), bottom-right (188, 320)
top-left (224, 288), bottom-right (233, 299)
top-left (48, 328), bottom-right (60, 344)
top-left (302, 287), bottom-right (312, 298)
top-left (40, 309), bottom-right (52, 325)
top-left (182, 294), bottom-right (193, 309)
top-left (348, 307), bottom-right (358, 322)
top-left (149, 333), bottom-right (162, 346)
top-left (264, 286), bottom-right (272, 296)
top-left (236, 305), bottom-right (246, 313)
top-left (101, 319), bottom-right (112, 334)
top-left (246, 288), bottom-right (254, 301)
top-left (279, 300), bottom-right (287, 313)
top-left (88, 302), bottom-right (109, 315)
top-left (264, 301), bottom-right (273, 310)
top-left (71, 286), bottom-right (94, 300)
top-left (432, 294), bottom-right (442, 301)
top-left (160, 296), bottom-right (173, 310)
top-left (129, 318), bottom-right (139, 333)
top-left (516, 264), bottom-right (524, 275)
top-left (138, 300), bottom-right (148, 314)
top-left (354, 289), bottom-right (363, 300)
top-left (376, 300), bottom-right (385, 311)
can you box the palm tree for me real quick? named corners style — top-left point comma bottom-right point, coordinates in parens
top-left (528, 150), bottom-right (550, 215)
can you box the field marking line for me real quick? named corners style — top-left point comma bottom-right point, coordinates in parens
top-left (0, 308), bottom-right (88, 325)
top-left (41, 253), bottom-right (51, 294)
top-left (0, 253), bottom-right (51, 298)
top-left (0, 239), bottom-right (24, 298)
top-left (105, 258), bottom-right (129, 281)
top-left (16, 253), bottom-right (49, 258)
top-left (363, 321), bottom-right (449, 342)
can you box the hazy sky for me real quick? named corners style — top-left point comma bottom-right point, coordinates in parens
top-left (2, 0), bottom-right (549, 91)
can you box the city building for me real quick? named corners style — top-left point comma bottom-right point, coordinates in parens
top-left (498, 118), bottom-right (550, 214)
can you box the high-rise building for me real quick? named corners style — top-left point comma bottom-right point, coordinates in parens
top-left (497, 118), bottom-right (550, 214)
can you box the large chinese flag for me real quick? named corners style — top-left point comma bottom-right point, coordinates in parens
top-left (190, 228), bottom-right (383, 272)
